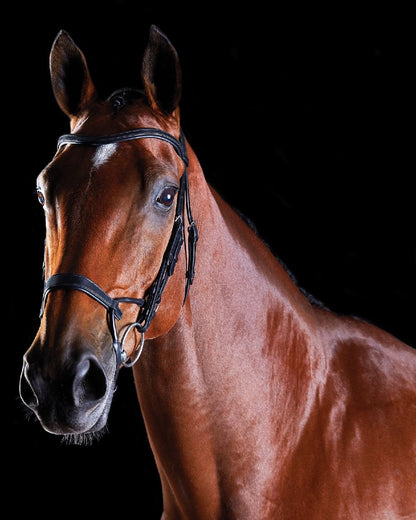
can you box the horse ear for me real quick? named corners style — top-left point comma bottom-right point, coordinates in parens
top-left (142, 25), bottom-right (181, 115)
top-left (49, 30), bottom-right (97, 118)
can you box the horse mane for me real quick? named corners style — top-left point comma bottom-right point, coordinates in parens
top-left (233, 207), bottom-right (328, 310)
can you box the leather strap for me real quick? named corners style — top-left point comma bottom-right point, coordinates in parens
top-left (40, 273), bottom-right (144, 320)
top-left (58, 128), bottom-right (189, 167)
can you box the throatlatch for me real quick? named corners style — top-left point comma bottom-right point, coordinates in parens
top-left (40, 127), bottom-right (198, 367)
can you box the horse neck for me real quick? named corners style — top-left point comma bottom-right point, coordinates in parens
top-left (133, 146), bottom-right (326, 513)
top-left (177, 146), bottom-right (322, 385)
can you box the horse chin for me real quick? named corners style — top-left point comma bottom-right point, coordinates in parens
top-left (37, 396), bottom-right (113, 440)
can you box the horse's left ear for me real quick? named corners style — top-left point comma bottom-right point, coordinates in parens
top-left (142, 25), bottom-right (182, 115)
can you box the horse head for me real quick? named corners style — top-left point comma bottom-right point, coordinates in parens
top-left (20, 27), bottom-right (191, 440)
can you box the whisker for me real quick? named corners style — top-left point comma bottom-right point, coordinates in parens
top-left (61, 426), bottom-right (109, 447)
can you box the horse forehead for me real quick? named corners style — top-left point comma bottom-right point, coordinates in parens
top-left (72, 97), bottom-right (177, 136)
top-left (91, 143), bottom-right (118, 169)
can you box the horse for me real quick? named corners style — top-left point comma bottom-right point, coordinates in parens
top-left (20, 26), bottom-right (416, 519)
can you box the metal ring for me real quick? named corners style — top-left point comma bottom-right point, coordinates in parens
top-left (119, 323), bottom-right (145, 368)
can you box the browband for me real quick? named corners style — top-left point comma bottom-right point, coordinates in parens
top-left (58, 128), bottom-right (189, 166)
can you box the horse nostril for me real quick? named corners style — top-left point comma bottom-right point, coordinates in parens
top-left (72, 355), bottom-right (107, 408)
top-left (19, 362), bottom-right (40, 410)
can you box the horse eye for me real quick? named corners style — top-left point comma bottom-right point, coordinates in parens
top-left (156, 186), bottom-right (177, 208)
top-left (36, 190), bottom-right (45, 206)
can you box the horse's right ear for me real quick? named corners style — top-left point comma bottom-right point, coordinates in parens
top-left (142, 25), bottom-right (181, 115)
top-left (49, 30), bottom-right (97, 119)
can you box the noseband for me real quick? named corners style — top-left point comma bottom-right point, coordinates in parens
top-left (40, 128), bottom-right (198, 368)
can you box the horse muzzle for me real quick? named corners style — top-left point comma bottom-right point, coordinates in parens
top-left (19, 347), bottom-right (116, 435)
top-left (20, 273), bottom-right (147, 436)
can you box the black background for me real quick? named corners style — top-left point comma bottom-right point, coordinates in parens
top-left (6, 3), bottom-right (414, 517)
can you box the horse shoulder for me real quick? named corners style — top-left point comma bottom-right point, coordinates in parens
top-left (324, 315), bottom-right (416, 411)
top-left (311, 314), bottom-right (416, 514)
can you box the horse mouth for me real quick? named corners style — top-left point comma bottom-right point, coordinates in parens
top-left (30, 383), bottom-right (116, 443)
top-left (27, 385), bottom-right (115, 441)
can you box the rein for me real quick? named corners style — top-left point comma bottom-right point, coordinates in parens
top-left (40, 128), bottom-right (198, 368)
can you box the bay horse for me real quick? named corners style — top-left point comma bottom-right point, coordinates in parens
top-left (20, 26), bottom-right (416, 519)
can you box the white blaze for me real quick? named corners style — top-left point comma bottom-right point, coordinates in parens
top-left (92, 143), bottom-right (118, 169)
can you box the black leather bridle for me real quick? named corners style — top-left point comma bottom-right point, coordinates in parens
top-left (40, 127), bottom-right (198, 367)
